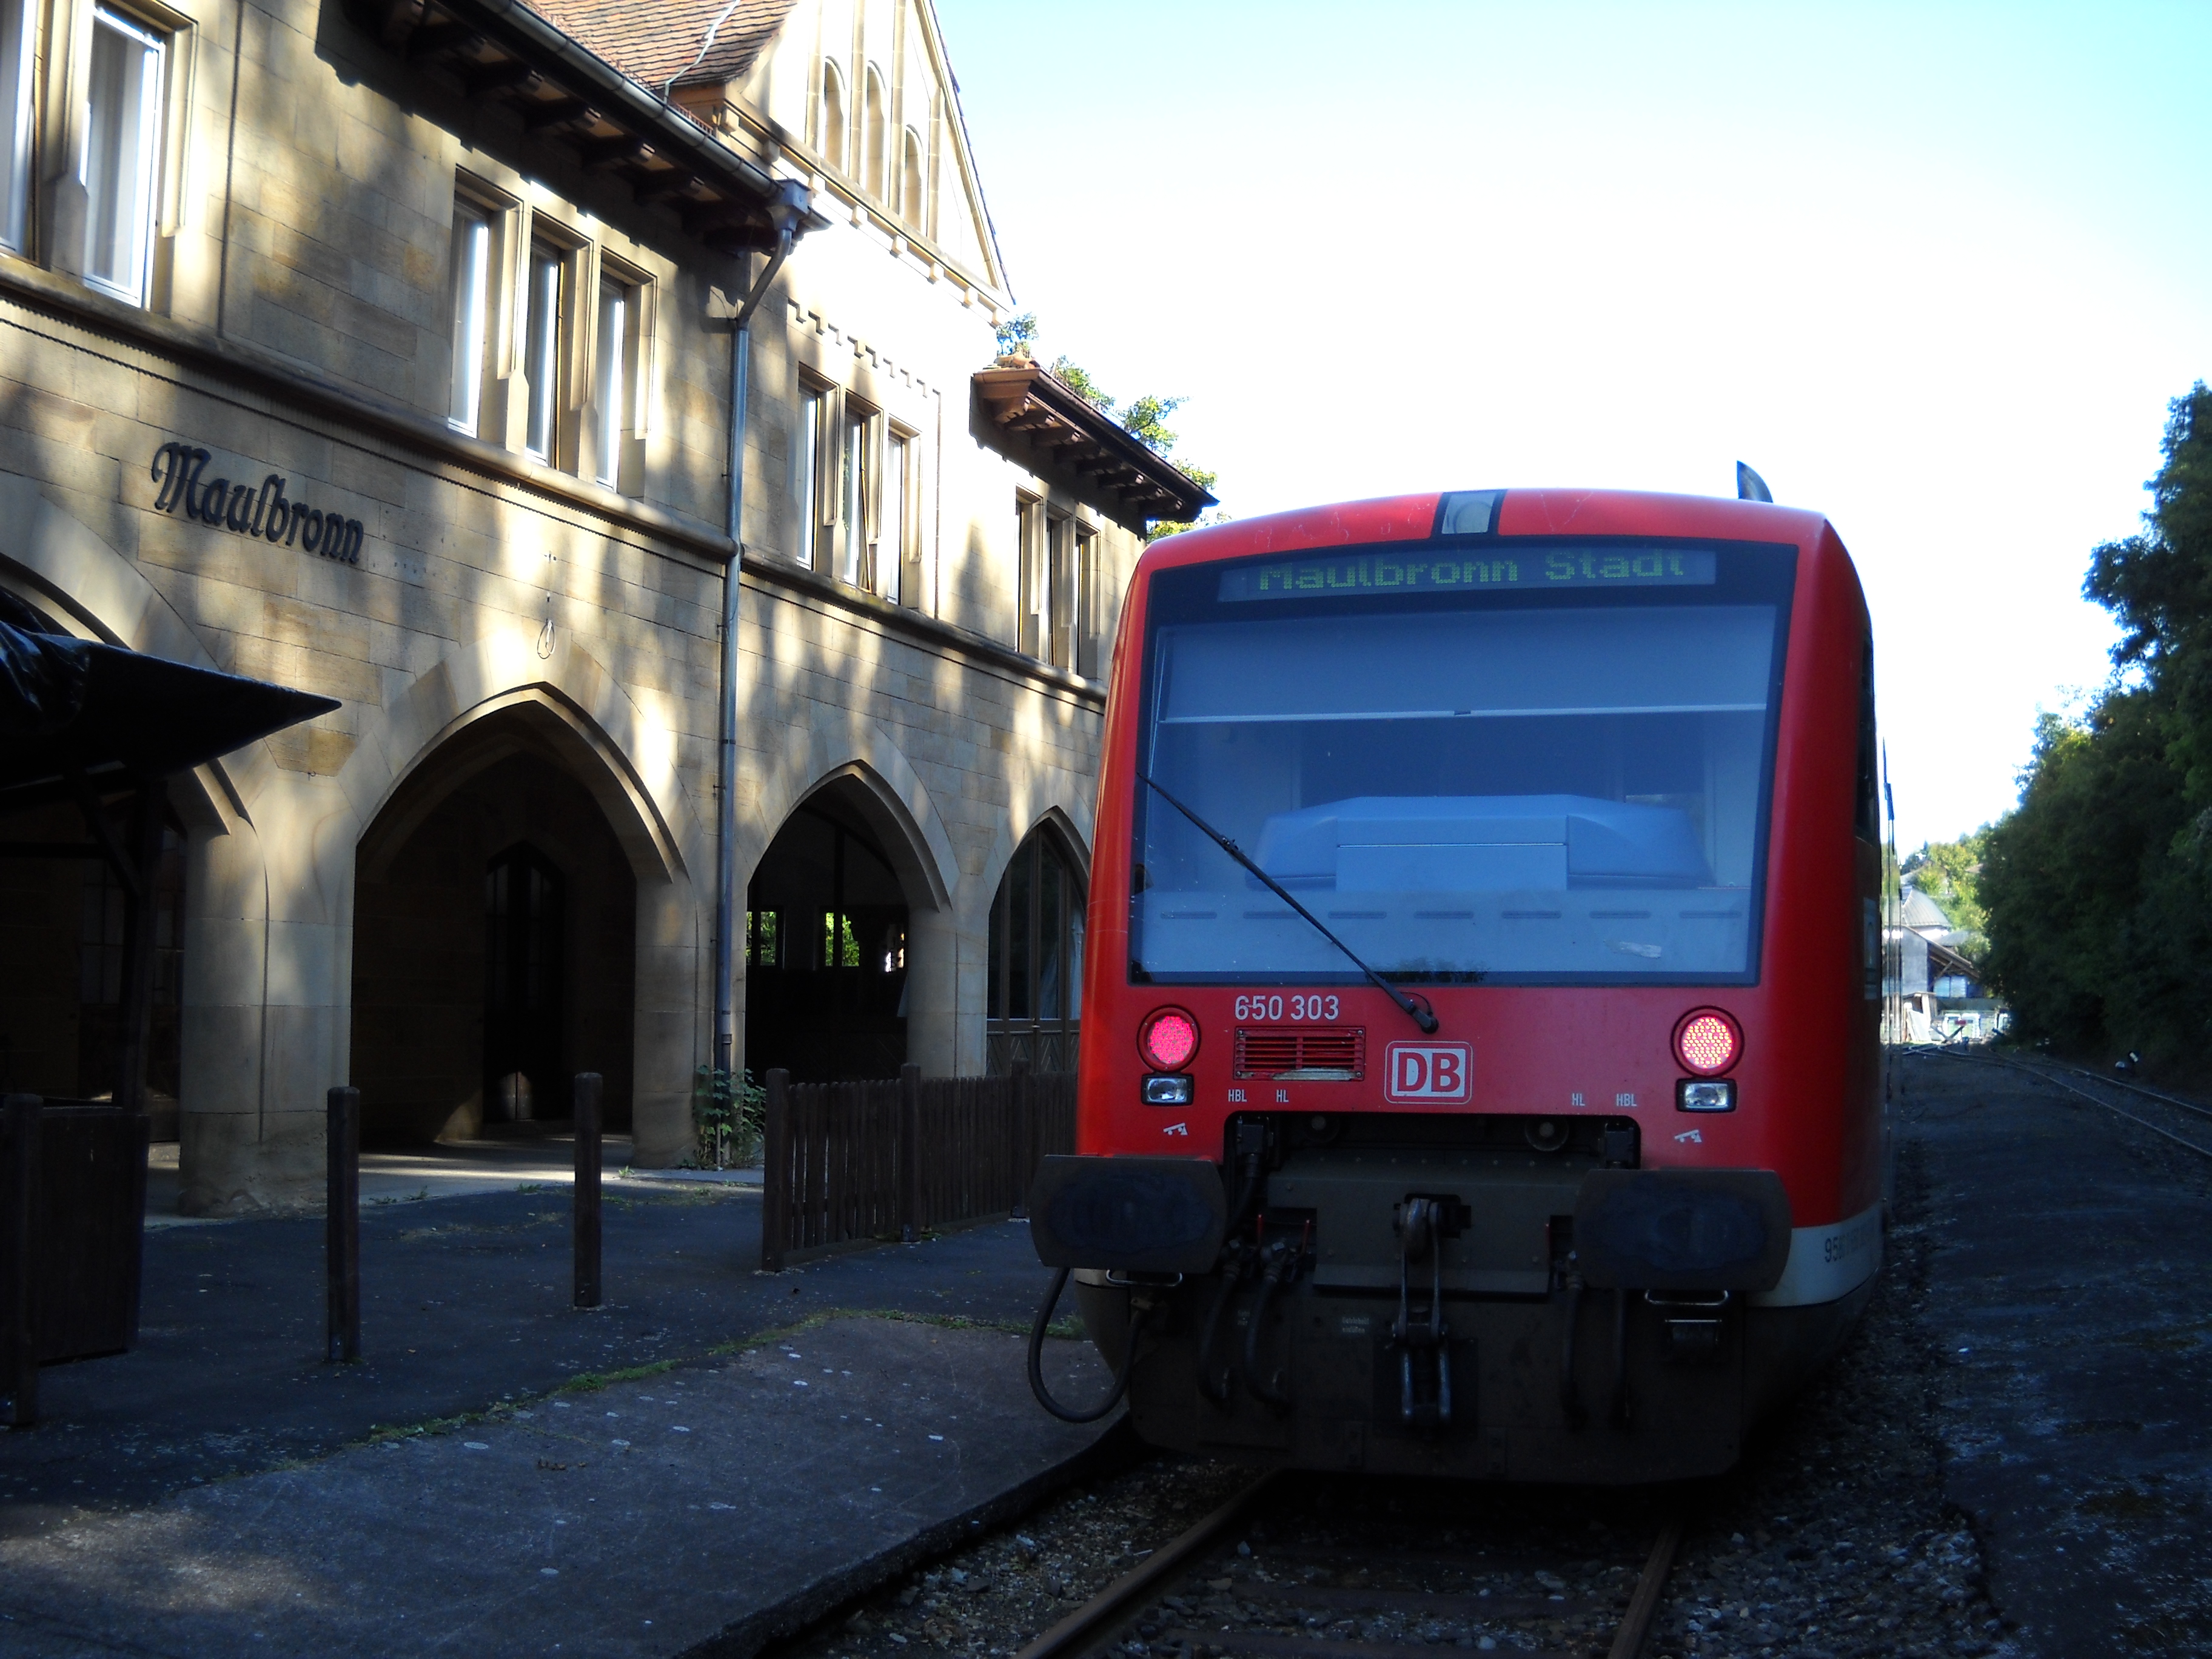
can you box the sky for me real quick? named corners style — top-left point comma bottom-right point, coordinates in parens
top-left (932, 1), bottom-right (2212, 854)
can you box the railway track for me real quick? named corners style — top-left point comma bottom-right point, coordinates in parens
top-left (1917, 1044), bottom-right (2212, 1160)
top-left (1013, 1473), bottom-right (1684, 1659)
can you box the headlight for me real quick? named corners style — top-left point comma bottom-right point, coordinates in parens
top-left (1677, 1079), bottom-right (1737, 1113)
top-left (1142, 1074), bottom-right (1194, 1106)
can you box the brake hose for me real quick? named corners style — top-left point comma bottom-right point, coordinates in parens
top-left (1195, 1239), bottom-right (1256, 1404)
top-left (1027, 1265), bottom-right (1142, 1424)
top-left (1242, 1230), bottom-right (1310, 1410)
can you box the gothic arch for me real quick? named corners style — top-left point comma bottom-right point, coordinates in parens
top-left (335, 628), bottom-right (704, 887)
top-left (740, 719), bottom-right (959, 914)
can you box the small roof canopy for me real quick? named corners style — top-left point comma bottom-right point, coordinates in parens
top-left (1, 612), bottom-right (338, 806)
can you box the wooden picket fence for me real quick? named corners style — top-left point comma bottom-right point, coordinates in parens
top-left (759, 1064), bottom-right (1076, 1268)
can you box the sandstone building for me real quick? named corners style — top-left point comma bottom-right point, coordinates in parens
top-left (0, 0), bottom-right (1209, 1209)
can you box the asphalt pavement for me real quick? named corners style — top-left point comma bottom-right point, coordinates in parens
top-left (0, 1181), bottom-right (1122, 1657)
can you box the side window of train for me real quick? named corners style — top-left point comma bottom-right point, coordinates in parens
top-left (1855, 637), bottom-right (1879, 843)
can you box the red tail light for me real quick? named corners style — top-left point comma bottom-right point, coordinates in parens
top-left (1674, 1008), bottom-right (1743, 1076)
top-left (1139, 1007), bottom-right (1200, 1071)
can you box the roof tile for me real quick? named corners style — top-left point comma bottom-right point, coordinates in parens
top-left (522, 0), bottom-right (797, 90)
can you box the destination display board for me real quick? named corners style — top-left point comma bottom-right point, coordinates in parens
top-left (1218, 546), bottom-right (1718, 602)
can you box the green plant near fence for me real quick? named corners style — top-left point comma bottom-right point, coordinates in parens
top-left (690, 1066), bottom-right (767, 1170)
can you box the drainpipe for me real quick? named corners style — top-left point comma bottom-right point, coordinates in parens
top-left (715, 178), bottom-right (813, 1080)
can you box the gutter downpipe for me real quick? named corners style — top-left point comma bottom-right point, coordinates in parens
top-left (716, 180), bottom-right (812, 1081)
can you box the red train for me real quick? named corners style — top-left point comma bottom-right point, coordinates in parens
top-left (1026, 487), bottom-right (1884, 1483)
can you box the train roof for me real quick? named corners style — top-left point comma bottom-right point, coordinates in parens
top-left (1138, 489), bottom-right (1840, 576)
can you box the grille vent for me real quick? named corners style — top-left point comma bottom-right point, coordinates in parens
top-left (1234, 1026), bottom-right (1366, 1079)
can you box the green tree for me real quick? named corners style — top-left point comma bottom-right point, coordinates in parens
top-left (1982, 697), bottom-right (2188, 1051)
top-left (1980, 384), bottom-right (2212, 1062)
top-left (994, 312), bottom-right (1038, 359)
top-left (1901, 827), bottom-right (1992, 949)
top-left (993, 316), bottom-right (1225, 538)
top-left (1047, 354), bottom-right (1115, 416)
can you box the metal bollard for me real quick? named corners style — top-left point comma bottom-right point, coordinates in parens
top-left (325, 1087), bottom-right (360, 1362)
top-left (573, 1073), bottom-right (602, 1309)
top-left (5, 1094), bottom-right (40, 1427)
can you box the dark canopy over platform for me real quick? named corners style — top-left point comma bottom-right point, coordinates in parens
top-left (0, 606), bottom-right (338, 808)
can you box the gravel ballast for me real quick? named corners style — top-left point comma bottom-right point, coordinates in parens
top-left (760, 1130), bottom-right (2011, 1659)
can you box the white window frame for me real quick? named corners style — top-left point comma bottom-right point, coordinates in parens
top-left (887, 426), bottom-right (915, 606)
top-left (837, 398), bottom-right (870, 588)
top-left (446, 199), bottom-right (495, 434)
top-left (81, 5), bottom-right (166, 305)
top-left (592, 269), bottom-right (628, 486)
top-left (521, 236), bottom-right (566, 462)
top-left (793, 380), bottom-right (823, 567)
top-left (0, 0), bottom-right (36, 252)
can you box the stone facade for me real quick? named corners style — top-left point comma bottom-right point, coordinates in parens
top-left (0, 0), bottom-right (1205, 1210)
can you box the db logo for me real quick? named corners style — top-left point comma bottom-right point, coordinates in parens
top-left (1384, 1042), bottom-right (1473, 1104)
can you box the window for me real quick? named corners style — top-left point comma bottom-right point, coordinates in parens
top-left (592, 266), bottom-right (643, 490)
top-left (83, 7), bottom-right (166, 303)
top-left (446, 202), bottom-right (494, 433)
top-left (745, 908), bottom-right (781, 967)
top-left (521, 240), bottom-right (565, 461)
top-left (987, 828), bottom-right (1087, 1075)
top-left (837, 401), bottom-right (870, 588)
top-left (899, 129), bottom-right (924, 232)
top-left (0, 0), bottom-right (35, 251)
top-left (888, 429), bottom-right (916, 606)
top-left (1047, 515), bottom-right (1075, 668)
top-left (791, 383), bottom-right (822, 566)
top-left (862, 66), bottom-right (886, 199)
top-left (1130, 543), bottom-right (1796, 987)
top-left (819, 61), bottom-right (845, 172)
top-left (1075, 524), bottom-right (1099, 676)
top-left (1017, 495), bottom-right (1047, 657)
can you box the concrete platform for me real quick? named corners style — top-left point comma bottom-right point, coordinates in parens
top-left (1899, 1050), bottom-right (2212, 1656)
top-left (0, 1312), bottom-right (1116, 1658)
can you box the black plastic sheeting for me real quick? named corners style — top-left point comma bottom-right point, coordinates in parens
top-left (0, 594), bottom-right (337, 795)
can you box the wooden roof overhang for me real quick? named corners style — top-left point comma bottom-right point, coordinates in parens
top-left (973, 365), bottom-right (1218, 524)
top-left (346, 0), bottom-right (829, 254)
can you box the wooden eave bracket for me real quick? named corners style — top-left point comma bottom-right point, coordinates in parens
top-left (971, 364), bottom-right (1216, 521)
top-left (347, 0), bottom-right (831, 246)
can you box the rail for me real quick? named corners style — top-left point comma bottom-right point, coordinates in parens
top-left (1011, 1475), bottom-right (1685, 1659)
top-left (1914, 1045), bottom-right (2212, 1161)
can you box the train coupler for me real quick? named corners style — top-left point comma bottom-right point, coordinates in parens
top-left (1392, 1195), bottom-right (1457, 1431)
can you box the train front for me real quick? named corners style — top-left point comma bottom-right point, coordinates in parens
top-left (1030, 488), bottom-right (1884, 1483)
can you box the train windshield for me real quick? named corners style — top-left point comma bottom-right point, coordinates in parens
top-left (1131, 539), bottom-right (1795, 985)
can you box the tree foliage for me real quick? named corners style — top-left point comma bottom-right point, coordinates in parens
top-left (990, 313), bottom-right (1225, 540)
top-left (1902, 826), bottom-right (1991, 949)
top-left (1981, 384), bottom-right (2212, 1061)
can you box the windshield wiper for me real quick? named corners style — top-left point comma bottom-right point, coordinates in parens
top-left (1138, 771), bottom-right (1441, 1034)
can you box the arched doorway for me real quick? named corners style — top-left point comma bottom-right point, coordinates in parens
top-left (744, 780), bottom-right (914, 1082)
top-left (987, 825), bottom-right (1087, 1074)
top-left (351, 708), bottom-right (636, 1144)
top-left (483, 843), bottom-right (566, 1122)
